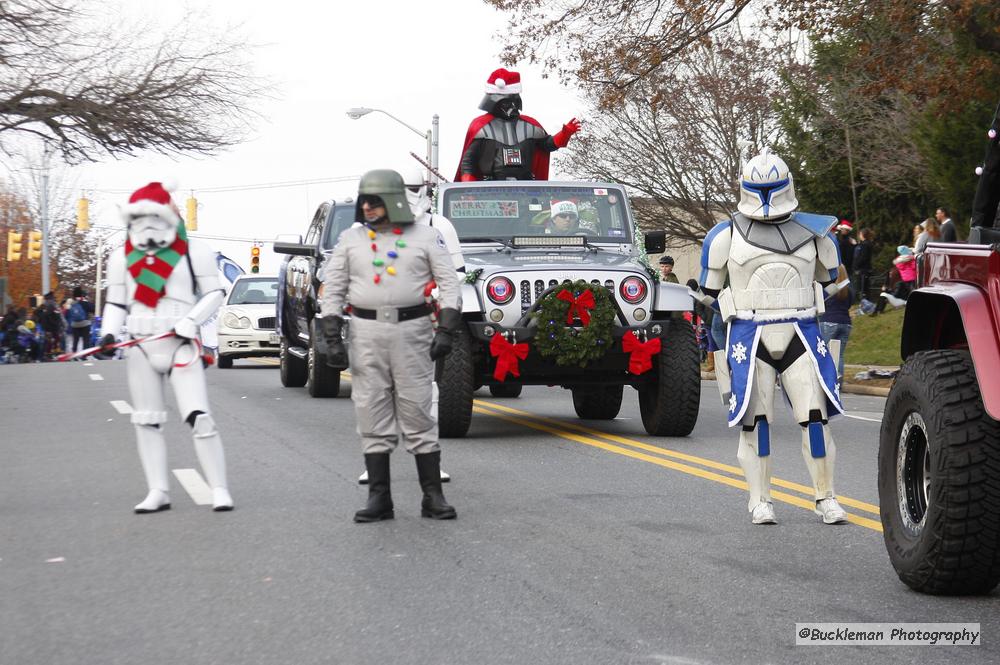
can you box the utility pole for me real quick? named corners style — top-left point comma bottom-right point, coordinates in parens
top-left (431, 114), bottom-right (440, 183)
top-left (40, 146), bottom-right (51, 294)
top-left (844, 124), bottom-right (859, 225)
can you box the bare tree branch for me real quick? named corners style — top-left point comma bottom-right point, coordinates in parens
top-left (0, 1), bottom-right (267, 163)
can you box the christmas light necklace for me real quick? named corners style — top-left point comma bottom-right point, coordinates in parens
top-left (365, 223), bottom-right (407, 284)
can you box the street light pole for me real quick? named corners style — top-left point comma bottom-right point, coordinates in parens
top-left (346, 106), bottom-right (438, 181)
top-left (40, 146), bottom-right (51, 295)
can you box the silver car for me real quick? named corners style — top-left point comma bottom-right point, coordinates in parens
top-left (216, 275), bottom-right (280, 368)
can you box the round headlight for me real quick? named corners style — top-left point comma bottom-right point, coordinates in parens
top-left (619, 276), bottom-right (647, 304)
top-left (486, 276), bottom-right (515, 305)
top-left (237, 316), bottom-right (252, 329)
top-left (222, 312), bottom-right (241, 329)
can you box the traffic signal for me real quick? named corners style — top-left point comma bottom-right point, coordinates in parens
top-left (185, 196), bottom-right (198, 231)
top-left (27, 230), bottom-right (42, 260)
top-left (76, 198), bottom-right (90, 231)
top-left (6, 230), bottom-right (23, 262)
top-left (250, 245), bottom-right (260, 273)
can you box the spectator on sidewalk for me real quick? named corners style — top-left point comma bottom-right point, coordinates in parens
top-left (914, 217), bottom-right (940, 254)
top-left (819, 265), bottom-right (852, 385)
top-left (659, 255), bottom-right (679, 283)
top-left (875, 245), bottom-right (917, 313)
top-left (33, 291), bottom-right (63, 360)
top-left (936, 207), bottom-right (958, 243)
top-left (836, 220), bottom-right (857, 275)
top-left (852, 228), bottom-right (875, 302)
top-left (66, 287), bottom-right (95, 354)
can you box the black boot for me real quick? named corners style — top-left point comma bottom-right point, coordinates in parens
top-left (354, 453), bottom-right (394, 523)
top-left (415, 451), bottom-right (456, 520)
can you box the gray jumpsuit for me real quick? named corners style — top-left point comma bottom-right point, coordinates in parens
top-left (320, 224), bottom-right (460, 454)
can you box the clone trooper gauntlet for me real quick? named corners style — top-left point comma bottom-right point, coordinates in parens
top-left (320, 315), bottom-right (348, 367)
top-left (430, 308), bottom-right (462, 360)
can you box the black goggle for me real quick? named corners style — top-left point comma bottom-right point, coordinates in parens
top-left (358, 195), bottom-right (386, 208)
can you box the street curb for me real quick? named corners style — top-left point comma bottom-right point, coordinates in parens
top-left (700, 371), bottom-right (891, 397)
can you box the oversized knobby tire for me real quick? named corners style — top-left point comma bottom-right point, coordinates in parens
top-left (489, 383), bottom-right (522, 398)
top-left (878, 350), bottom-right (1000, 595)
top-left (436, 328), bottom-right (474, 438)
top-left (216, 354), bottom-right (233, 369)
top-left (572, 385), bottom-right (623, 420)
top-left (307, 322), bottom-right (341, 398)
top-left (638, 322), bottom-right (701, 436)
top-left (279, 338), bottom-right (307, 387)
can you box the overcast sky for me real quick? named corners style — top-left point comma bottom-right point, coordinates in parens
top-left (69, 0), bottom-right (584, 274)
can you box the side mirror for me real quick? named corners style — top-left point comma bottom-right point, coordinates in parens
top-left (273, 241), bottom-right (317, 257)
top-left (644, 230), bottom-right (666, 254)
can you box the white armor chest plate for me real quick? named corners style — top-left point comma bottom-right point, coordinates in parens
top-left (727, 230), bottom-right (817, 312)
top-left (125, 256), bottom-right (198, 334)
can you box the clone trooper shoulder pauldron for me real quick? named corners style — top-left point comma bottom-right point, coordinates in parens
top-left (731, 212), bottom-right (837, 255)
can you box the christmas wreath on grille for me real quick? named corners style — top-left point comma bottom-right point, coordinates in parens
top-left (531, 279), bottom-right (616, 367)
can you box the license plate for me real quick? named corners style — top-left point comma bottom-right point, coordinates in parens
top-left (269, 333), bottom-right (279, 343)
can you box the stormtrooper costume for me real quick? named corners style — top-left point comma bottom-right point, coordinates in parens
top-left (699, 151), bottom-right (847, 525)
top-left (98, 182), bottom-right (233, 513)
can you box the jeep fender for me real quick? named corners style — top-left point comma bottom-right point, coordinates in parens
top-left (654, 281), bottom-right (694, 312)
top-left (461, 282), bottom-right (482, 315)
top-left (903, 284), bottom-right (1000, 419)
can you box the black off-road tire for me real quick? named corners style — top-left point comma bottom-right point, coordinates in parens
top-left (572, 385), bottom-right (623, 420)
top-left (437, 328), bottom-right (474, 438)
top-left (216, 354), bottom-right (233, 369)
top-left (878, 350), bottom-right (1000, 595)
top-left (489, 384), bottom-right (522, 398)
top-left (638, 322), bottom-right (701, 436)
top-left (279, 338), bottom-right (307, 388)
top-left (307, 323), bottom-right (341, 398)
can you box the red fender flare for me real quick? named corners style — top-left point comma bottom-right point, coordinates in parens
top-left (903, 284), bottom-right (1000, 420)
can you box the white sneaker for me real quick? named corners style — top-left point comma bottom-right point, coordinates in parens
top-left (885, 294), bottom-right (906, 308)
top-left (750, 502), bottom-right (777, 524)
top-left (815, 498), bottom-right (847, 524)
top-left (134, 489), bottom-right (171, 514)
top-left (212, 488), bottom-right (234, 512)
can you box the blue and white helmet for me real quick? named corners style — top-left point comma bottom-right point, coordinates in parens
top-left (737, 149), bottom-right (798, 221)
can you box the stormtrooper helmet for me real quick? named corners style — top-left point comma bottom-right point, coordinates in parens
top-left (738, 149), bottom-right (798, 221)
top-left (399, 162), bottom-right (431, 215)
top-left (121, 181), bottom-right (183, 251)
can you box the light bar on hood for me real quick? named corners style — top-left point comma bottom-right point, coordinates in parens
top-left (511, 236), bottom-right (586, 247)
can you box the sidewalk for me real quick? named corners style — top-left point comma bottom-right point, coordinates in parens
top-left (701, 363), bottom-right (899, 397)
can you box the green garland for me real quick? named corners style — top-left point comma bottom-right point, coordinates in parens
top-left (531, 279), bottom-right (616, 367)
top-left (464, 268), bottom-right (483, 285)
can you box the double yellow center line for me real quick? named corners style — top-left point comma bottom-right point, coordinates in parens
top-left (471, 399), bottom-right (883, 532)
top-left (255, 362), bottom-right (882, 531)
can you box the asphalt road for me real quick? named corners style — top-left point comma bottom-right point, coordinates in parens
top-left (1, 358), bottom-right (996, 665)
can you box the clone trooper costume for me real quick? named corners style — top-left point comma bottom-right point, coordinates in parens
top-left (699, 151), bottom-right (847, 525)
top-left (319, 170), bottom-right (461, 522)
top-left (456, 68), bottom-right (580, 181)
top-left (98, 182), bottom-right (233, 513)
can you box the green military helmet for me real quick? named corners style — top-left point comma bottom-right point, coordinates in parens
top-left (355, 169), bottom-right (415, 224)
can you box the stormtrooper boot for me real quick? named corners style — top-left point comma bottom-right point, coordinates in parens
top-left (355, 453), bottom-right (394, 522)
top-left (737, 427), bottom-right (775, 524)
top-left (191, 414), bottom-right (233, 511)
top-left (134, 424), bottom-right (171, 513)
top-left (801, 422), bottom-right (846, 524)
top-left (416, 451), bottom-right (456, 520)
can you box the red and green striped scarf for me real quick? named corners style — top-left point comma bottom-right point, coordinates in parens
top-left (125, 223), bottom-right (189, 307)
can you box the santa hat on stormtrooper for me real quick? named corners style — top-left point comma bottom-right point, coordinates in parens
top-left (120, 181), bottom-right (182, 224)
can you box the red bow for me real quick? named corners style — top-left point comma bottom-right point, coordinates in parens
top-left (557, 288), bottom-right (596, 326)
top-left (621, 330), bottom-right (661, 375)
top-left (490, 333), bottom-right (529, 382)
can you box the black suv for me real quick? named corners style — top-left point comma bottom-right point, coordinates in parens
top-left (273, 199), bottom-right (355, 397)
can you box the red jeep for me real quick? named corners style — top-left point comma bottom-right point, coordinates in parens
top-left (879, 107), bottom-right (1000, 594)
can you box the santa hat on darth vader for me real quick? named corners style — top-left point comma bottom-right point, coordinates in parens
top-left (479, 68), bottom-right (524, 113)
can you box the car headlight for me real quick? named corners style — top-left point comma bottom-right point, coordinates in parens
top-left (619, 276), bottom-right (648, 304)
top-left (222, 312), bottom-right (252, 329)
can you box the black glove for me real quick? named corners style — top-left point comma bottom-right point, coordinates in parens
top-left (430, 308), bottom-right (462, 360)
top-left (94, 333), bottom-right (117, 359)
top-left (320, 315), bottom-right (348, 367)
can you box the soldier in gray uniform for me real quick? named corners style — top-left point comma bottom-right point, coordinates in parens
top-left (319, 170), bottom-right (461, 522)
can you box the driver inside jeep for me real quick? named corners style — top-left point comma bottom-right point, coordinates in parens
top-left (530, 200), bottom-right (595, 235)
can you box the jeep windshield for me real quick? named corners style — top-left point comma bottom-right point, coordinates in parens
top-left (442, 184), bottom-right (633, 244)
